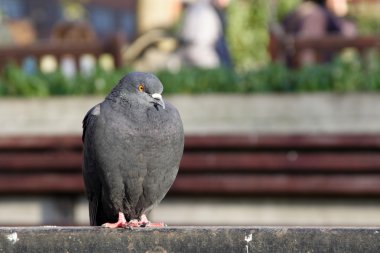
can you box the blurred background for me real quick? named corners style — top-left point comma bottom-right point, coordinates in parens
top-left (1, 0), bottom-right (380, 227)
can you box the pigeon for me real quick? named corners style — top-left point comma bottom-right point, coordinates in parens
top-left (82, 72), bottom-right (184, 228)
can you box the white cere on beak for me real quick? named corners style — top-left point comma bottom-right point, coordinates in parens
top-left (151, 93), bottom-right (165, 109)
top-left (151, 93), bottom-right (162, 100)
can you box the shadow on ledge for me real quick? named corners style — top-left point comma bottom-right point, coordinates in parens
top-left (0, 226), bottom-right (380, 253)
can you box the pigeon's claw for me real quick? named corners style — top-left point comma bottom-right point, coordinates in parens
top-left (102, 212), bottom-right (127, 228)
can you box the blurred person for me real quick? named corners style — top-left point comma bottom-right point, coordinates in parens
top-left (178, 0), bottom-right (232, 69)
top-left (281, 0), bottom-right (357, 66)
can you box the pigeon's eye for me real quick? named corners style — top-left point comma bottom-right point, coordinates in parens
top-left (138, 84), bottom-right (145, 92)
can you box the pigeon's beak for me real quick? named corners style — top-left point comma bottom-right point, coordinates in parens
top-left (151, 93), bottom-right (166, 109)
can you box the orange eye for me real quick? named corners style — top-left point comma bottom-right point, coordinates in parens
top-left (138, 84), bottom-right (144, 92)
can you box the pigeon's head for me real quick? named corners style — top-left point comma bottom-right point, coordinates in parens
top-left (112, 72), bottom-right (166, 109)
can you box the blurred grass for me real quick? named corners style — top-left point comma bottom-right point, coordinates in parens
top-left (1, 50), bottom-right (380, 96)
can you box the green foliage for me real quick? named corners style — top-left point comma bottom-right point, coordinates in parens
top-left (227, 0), bottom-right (269, 70)
top-left (350, 2), bottom-right (380, 35)
top-left (157, 67), bottom-right (240, 94)
top-left (0, 65), bottom-right (133, 97)
top-left (2, 53), bottom-right (380, 97)
top-left (0, 64), bottom-right (49, 96)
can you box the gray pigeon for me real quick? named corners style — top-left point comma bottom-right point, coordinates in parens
top-left (82, 72), bottom-right (184, 228)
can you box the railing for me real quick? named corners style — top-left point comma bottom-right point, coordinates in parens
top-left (0, 226), bottom-right (379, 252)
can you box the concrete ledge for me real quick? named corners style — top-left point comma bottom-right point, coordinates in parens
top-left (2, 94), bottom-right (380, 136)
top-left (1, 227), bottom-right (380, 253)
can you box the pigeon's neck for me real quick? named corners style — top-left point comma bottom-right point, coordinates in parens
top-left (106, 87), bottom-right (121, 100)
top-left (106, 88), bottom-right (131, 104)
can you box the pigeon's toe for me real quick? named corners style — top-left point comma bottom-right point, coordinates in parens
top-left (122, 214), bottom-right (166, 228)
top-left (145, 222), bottom-right (166, 227)
top-left (102, 212), bottom-right (127, 228)
top-left (139, 214), bottom-right (165, 227)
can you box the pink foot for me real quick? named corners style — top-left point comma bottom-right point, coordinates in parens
top-left (146, 222), bottom-right (166, 227)
top-left (102, 212), bottom-right (127, 228)
top-left (123, 214), bottom-right (166, 228)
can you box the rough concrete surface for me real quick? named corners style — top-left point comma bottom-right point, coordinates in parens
top-left (2, 94), bottom-right (380, 136)
top-left (0, 226), bottom-right (380, 253)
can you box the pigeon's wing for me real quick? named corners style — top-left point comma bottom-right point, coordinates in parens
top-left (82, 104), bottom-right (102, 226)
top-left (82, 104), bottom-right (100, 142)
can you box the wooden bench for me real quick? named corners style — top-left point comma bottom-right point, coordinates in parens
top-left (268, 26), bottom-right (380, 68)
top-left (0, 34), bottom-right (124, 71)
top-left (1, 134), bottom-right (380, 197)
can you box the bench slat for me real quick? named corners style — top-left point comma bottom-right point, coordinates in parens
top-left (0, 135), bottom-right (81, 150)
top-left (2, 134), bottom-right (380, 150)
top-left (2, 151), bottom-right (380, 172)
top-left (180, 152), bottom-right (380, 172)
top-left (0, 174), bottom-right (83, 193)
top-left (0, 152), bottom-right (82, 170)
top-left (172, 174), bottom-right (380, 195)
top-left (184, 134), bottom-right (380, 149)
top-left (1, 173), bottom-right (379, 196)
